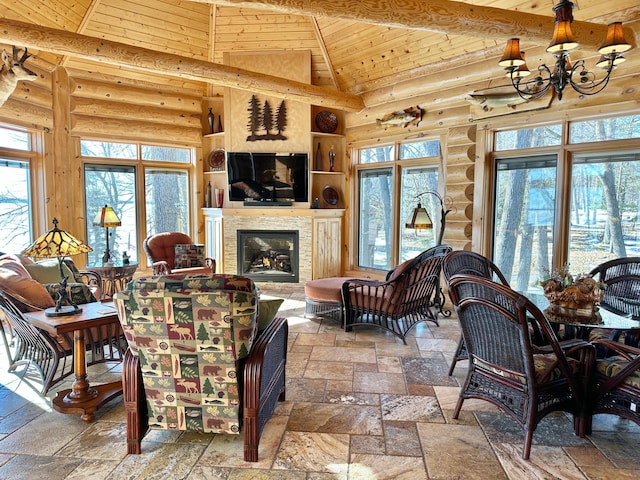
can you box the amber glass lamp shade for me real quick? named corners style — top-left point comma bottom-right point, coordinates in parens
top-left (93, 205), bottom-right (121, 265)
top-left (22, 218), bottom-right (93, 316)
top-left (405, 203), bottom-right (434, 230)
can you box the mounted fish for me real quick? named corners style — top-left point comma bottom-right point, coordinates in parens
top-left (376, 106), bottom-right (422, 128)
top-left (466, 87), bottom-right (531, 111)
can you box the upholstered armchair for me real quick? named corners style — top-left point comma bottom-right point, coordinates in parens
top-left (114, 274), bottom-right (287, 461)
top-left (342, 245), bottom-right (452, 343)
top-left (143, 232), bottom-right (215, 275)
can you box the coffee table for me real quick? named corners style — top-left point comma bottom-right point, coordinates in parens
top-left (24, 301), bottom-right (123, 422)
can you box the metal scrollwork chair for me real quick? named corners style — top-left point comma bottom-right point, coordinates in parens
top-left (342, 245), bottom-right (452, 344)
top-left (442, 250), bottom-right (510, 375)
top-left (447, 275), bottom-right (594, 460)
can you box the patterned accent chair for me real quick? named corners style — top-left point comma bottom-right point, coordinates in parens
top-left (114, 274), bottom-right (287, 462)
top-left (342, 245), bottom-right (452, 343)
top-left (442, 250), bottom-right (510, 376)
top-left (143, 232), bottom-right (216, 275)
top-left (447, 275), bottom-right (594, 460)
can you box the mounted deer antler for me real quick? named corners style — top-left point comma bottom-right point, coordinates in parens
top-left (0, 46), bottom-right (37, 107)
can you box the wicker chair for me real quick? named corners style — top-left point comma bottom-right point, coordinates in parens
top-left (114, 274), bottom-right (287, 461)
top-left (447, 275), bottom-right (594, 460)
top-left (589, 257), bottom-right (640, 347)
top-left (342, 245), bottom-right (451, 344)
top-left (589, 339), bottom-right (640, 429)
top-left (143, 232), bottom-right (215, 275)
top-left (442, 250), bottom-right (510, 375)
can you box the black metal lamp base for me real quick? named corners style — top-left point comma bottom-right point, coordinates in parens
top-left (45, 305), bottom-right (82, 317)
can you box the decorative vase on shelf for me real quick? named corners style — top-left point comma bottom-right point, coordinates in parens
top-left (206, 181), bottom-right (213, 208)
top-left (207, 108), bottom-right (215, 134)
top-left (315, 142), bottom-right (322, 171)
top-left (217, 115), bottom-right (223, 133)
top-left (328, 145), bottom-right (336, 172)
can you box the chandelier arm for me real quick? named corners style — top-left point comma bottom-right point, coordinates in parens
top-left (508, 65), bottom-right (553, 101)
top-left (567, 58), bottom-right (615, 96)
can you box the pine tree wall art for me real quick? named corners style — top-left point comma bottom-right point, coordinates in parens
top-left (246, 95), bottom-right (288, 141)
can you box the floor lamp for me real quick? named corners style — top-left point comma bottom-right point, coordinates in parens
top-left (93, 205), bottom-right (121, 266)
top-left (405, 190), bottom-right (453, 316)
top-left (21, 218), bottom-right (93, 316)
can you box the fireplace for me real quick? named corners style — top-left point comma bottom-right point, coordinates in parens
top-left (237, 230), bottom-right (299, 283)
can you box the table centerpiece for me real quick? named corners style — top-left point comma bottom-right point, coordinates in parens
top-left (539, 265), bottom-right (606, 313)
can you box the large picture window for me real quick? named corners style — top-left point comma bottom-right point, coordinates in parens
top-left (81, 140), bottom-right (193, 266)
top-left (490, 115), bottom-right (640, 291)
top-left (356, 139), bottom-right (441, 271)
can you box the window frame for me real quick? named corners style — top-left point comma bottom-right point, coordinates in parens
top-left (485, 115), bottom-right (640, 274)
top-left (79, 138), bottom-right (197, 267)
top-left (351, 137), bottom-right (443, 272)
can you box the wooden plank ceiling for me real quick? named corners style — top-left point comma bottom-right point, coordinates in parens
top-left (0, 0), bottom-right (638, 110)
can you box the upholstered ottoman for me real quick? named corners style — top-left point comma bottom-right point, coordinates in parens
top-left (304, 277), bottom-right (351, 324)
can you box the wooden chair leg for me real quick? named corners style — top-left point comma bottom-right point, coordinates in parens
top-left (123, 348), bottom-right (148, 454)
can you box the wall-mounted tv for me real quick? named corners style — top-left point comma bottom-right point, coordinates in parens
top-left (227, 152), bottom-right (309, 203)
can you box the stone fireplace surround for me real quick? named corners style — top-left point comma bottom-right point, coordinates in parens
top-left (218, 209), bottom-right (313, 283)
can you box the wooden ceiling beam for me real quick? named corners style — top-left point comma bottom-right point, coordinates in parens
top-left (0, 18), bottom-right (365, 112)
top-left (192, 0), bottom-right (633, 50)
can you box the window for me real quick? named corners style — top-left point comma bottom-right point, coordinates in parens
top-left (358, 168), bottom-right (393, 269)
top-left (0, 159), bottom-right (31, 252)
top-left (0, 127), bottom-right (34, 252)
top-left (356, 139), bottom-right (441, 270)
top-left (490, 115), bottom-right (640, 291)
top-left (493, 156), bottom-right (557, 291)
top-left (81, 140), bottom-right (193, 266)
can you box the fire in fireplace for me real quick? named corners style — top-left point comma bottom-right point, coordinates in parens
top-left (237, 230), bottom-right (299, 283)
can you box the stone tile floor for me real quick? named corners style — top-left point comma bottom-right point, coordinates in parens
top-left (0, 283), bottom-right (639, 479)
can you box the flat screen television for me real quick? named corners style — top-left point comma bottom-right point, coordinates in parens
top-left (227, 152), bottom-right (309, 203)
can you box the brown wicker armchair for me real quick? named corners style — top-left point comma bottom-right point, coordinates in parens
top-left (342, 245), bottom-right (451, 344)
top-left (143, 232), bottom-right (215, 275)
top-left (589, 257), bottom-right (640, 347)
top-left (442, 250), bottom-right (510, 375)
top-left (590, 339), bottom-right (640, 429)
top-left (447, 275), bottom-right (594, 460)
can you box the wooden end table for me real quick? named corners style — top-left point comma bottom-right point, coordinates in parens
top-left (86, 263), bottom-right (138, 299)
top-left (24, 301), bottom-right (123, 422)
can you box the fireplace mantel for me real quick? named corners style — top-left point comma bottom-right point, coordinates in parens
top-left (203, 207), bottom-right (344, 283)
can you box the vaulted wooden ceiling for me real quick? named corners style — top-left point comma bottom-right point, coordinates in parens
top-left (0, 0), bottom-right (638, 112)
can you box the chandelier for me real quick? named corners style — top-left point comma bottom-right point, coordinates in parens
top-left (498, 0), bottom-right (631, 101)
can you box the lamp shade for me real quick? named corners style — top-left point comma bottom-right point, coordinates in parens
top-left (498, 39), bottom-right (525, 68)
top-left (547, 0), bottom-right (577, 53)
top-left (22, 218), bottom-right (93, 258)
top-left (598, 22), bottom-right (631, 55)
top-left (405, 203), bottom-right (433, 230)
top-left (93, 205), bottom-right (122, 228)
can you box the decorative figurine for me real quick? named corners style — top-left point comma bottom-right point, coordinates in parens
top-left (329, 145), bottom-right (336, 172)
top-left (122, 251), bottom-right (130, 265)
top-left (312, 197), bottom-right (320, 209)
top-left (207, 108), bottom-right (215, 134)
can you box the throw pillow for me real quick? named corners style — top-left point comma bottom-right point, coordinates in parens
top-left (25, 259), bottom-right (75, 284)
top-left (257, 297), bottom-right (284, 331)
top-left (0, 266), bottom-right (56, 311)
top-left (174, 244), bottom-right (206, 269)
